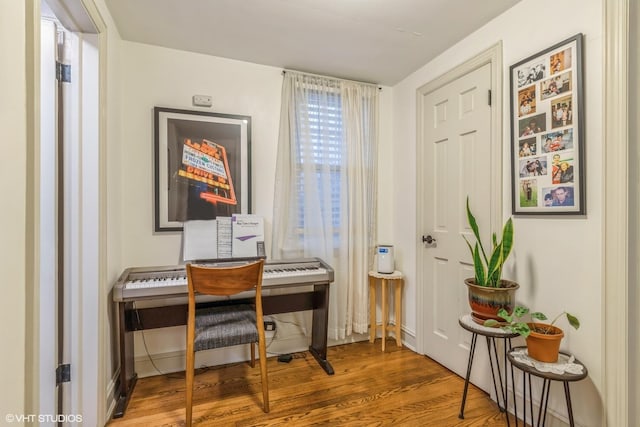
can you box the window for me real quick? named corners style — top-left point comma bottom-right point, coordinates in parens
top-left (273, 71), bottom-right (378, 337)
top-left (294, 89), bottom-right (344, 236)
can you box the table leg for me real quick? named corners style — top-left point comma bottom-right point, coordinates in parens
top-left (369, 276), bottom-right (376, 343)
top-left (113, 301), bottom-right (137, 418)
top-left (508, 339), bottom-right (518, 427)
top-left (459, 332), bottom-right (478, 419)
top-left (486, 338), bottom-right (503, 412)
top-left (522, 371), bottom-right (529, 427)
top-left (309, 283), bottom-right (334, 375)
top-left (563, 382), bottom-right (576, 427)
top-left (486, 337), bottom-right (512, 427)
top-left (381, 279), bottom-right (387, 352)
top-left (394, 279), bottom-right (402, 347)
top-left (494, 339), bottom-right (511, 427)
top-left (538, 379), bottom-right (551, 427)
top-left (512, 365), bottom-right (580, 427)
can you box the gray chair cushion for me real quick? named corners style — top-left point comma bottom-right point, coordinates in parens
top-left (194, 304), bottom-right (258, 352)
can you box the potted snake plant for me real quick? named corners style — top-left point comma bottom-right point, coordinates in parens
top-left (463, 197), bottom-right (518, 324)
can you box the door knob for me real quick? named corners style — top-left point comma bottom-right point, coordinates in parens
top-left (422, 235), bottom-right (436, 244)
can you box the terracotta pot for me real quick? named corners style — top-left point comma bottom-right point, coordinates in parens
top-left (526, 323), bottom-right (564, 363)
top-left (464, 278), bottom-right (519, 324)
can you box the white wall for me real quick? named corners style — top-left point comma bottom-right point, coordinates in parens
top-left (118, 42), bottom-right (282, 266)
top-left (391, 0), bottom-right (603, 424)
top-left (0, 0), bottom-right (27, 417)
top-left (112, 40), bottom-right (394, 371)
top-left (117, 41), bottom-right (392, 265)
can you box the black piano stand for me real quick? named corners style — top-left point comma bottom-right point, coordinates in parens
top-left (113, 283), bottom-right (334, 418)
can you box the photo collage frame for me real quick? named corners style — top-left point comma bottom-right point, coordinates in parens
top-left (510, 34), bottom-right (585, 215)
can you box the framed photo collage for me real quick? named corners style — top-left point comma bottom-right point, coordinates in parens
top-left (510, 33), bottom-right (585, 215)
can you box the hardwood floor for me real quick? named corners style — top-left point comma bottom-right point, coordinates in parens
top-left (108, 341), bottom-right (517, 426)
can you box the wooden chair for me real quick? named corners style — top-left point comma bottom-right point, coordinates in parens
top-left (185, 260), bottom-right (269, 426)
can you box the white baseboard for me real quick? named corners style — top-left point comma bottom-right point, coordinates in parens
top-left (133, 327), bottom-right (417, 379)
top-left (104, 370), bottom-right (119, 423)
top-left (366, 322), bottom-right (417, 351)
top-left (401, 325), bottom-right (417, 351)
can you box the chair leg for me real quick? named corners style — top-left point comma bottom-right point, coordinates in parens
top-left (257, 337), bottom-right (270, 413)
top-left (186, 308), bottom-right (196, 427)
top-left (250, 343), bottom-right (255, 368)
top-left (186, 348), bottom-right (195, 426)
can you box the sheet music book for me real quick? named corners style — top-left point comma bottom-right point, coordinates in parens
top-left (216, 216), bottom-right (233, 258)
top-left (231, 214), bottom-right (265, 258)
top-left (183, 220), bottom-right (218, 261)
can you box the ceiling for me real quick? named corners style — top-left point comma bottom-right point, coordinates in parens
top-left (104, 0), bottom-right (520, 86)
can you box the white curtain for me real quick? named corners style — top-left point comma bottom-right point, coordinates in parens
top-left (272, 71), bottom-right (378, 339)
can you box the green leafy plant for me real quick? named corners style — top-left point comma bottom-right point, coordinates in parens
top-left (484, 306), bottom-right (581, 338)
top-left (463, 197), bottom-right (514, 287)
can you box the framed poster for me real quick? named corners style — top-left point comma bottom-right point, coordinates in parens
top-left (154, 107), bottom-right (251, 231)
top-left (510, 33), bottom-right (585, 215)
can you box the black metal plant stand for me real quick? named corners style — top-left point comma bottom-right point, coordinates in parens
top-left (458, 314), bottom-right (519, 427)
top-left (507, 347), bottom-right (588, 427)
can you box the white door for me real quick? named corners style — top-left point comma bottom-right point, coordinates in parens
top-left (418, 62), bottom-right (495, 391)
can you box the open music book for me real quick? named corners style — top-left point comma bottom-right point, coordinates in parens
top-left (183, 215), bottom-right (265, 262)
top-left (232, 214), bottom-right (265, 258)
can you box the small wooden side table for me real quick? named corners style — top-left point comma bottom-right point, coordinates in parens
top-left (507, 347), bottom-right (588, 427)
top-left (368, 270), bottom-right (403, 351)
top-left (458, 314), bottom-right (519, 427)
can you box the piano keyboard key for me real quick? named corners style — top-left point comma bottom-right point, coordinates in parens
top-left (124, 268), bottom-right (327, 289)
top-left (114, 259), bottom-right (333, 301)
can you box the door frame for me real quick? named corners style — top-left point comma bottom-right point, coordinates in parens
top-left (415, 42), bottom-right (503, 355)
top-left (603, 1), bottom-right (630, 426)
top-left (25, 0), bottom-right (107, 424)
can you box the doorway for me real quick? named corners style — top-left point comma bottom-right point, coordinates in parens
top-left (38, 0), bottom-right (103, 424)
top-left (416, 43), bottom-right (503, 394)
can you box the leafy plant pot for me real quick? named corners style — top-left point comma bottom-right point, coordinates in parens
top-left (464, 278), bottom-right (519, 324)
top-left (526, 323), bottom-right (564, 363)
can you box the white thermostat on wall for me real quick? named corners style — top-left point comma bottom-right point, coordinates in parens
top-left (192, 94), bottom-right (213, 107)
top-left (376, 245), bottom-right (395, 274)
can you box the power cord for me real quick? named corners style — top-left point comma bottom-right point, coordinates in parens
top-left (133, 302), bottom-right (184, 379)
top-left (264, 317), bottom-right (308, 361)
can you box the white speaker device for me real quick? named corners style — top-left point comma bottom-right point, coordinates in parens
top-left (376, 245), bottom-right (395, 274)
